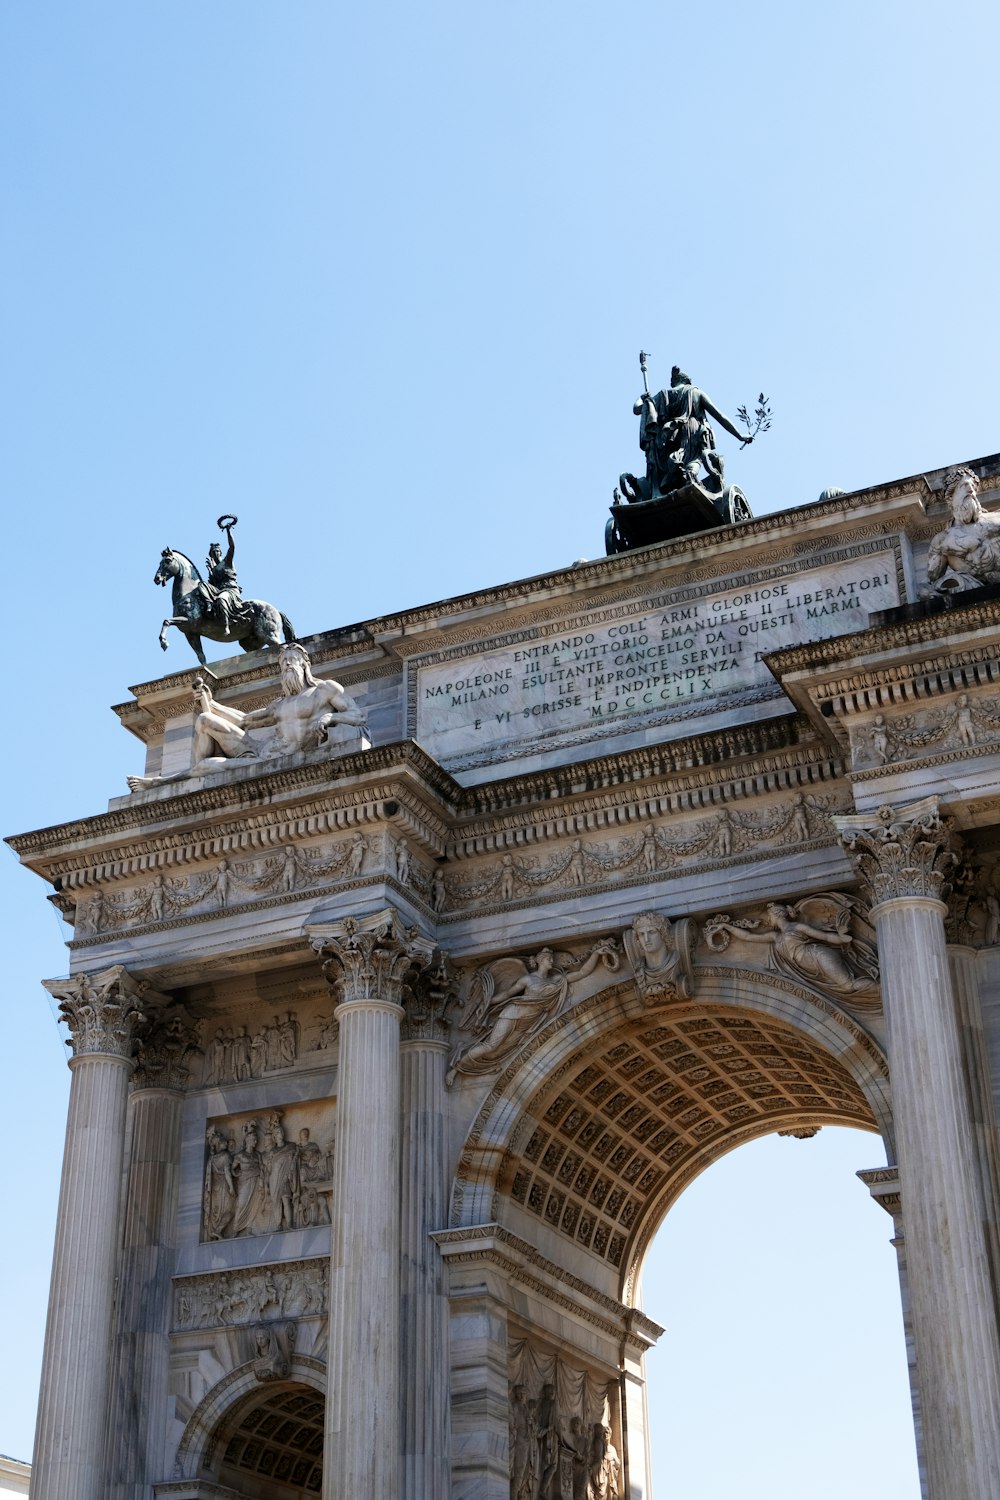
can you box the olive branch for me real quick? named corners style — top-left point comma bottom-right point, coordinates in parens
top-left (736, 393), bottom-right (772, 448)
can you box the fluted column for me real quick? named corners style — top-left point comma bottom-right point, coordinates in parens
top-left (836, 798), bottom-right (1000, 1500)
top-left (400, 957), bottom-right (454, 1500)
top-left (105, 1008), bottom-right (198, 1500)
top-left (32, 967), bottom-right (149, 1500)
top-left (947, 943), bottom-right (1000, 1325)
top-left (312, 910), bottom-right (435, 1500)
top-left (857, 1167), bottom-right (926, 1498)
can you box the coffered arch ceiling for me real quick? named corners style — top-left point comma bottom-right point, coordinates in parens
top-left (452, 971), bottom-right (891, 1299)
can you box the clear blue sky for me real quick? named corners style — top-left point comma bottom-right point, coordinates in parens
top-left (3, 1), bottom-right (995, 1487)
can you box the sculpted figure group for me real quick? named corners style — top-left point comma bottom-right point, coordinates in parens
top-left (203, 1012), bottom-right (300, 1086)
top-left (509, 1384), bottom-right (620, 1500)
top-left (447, 893), bottom-right (883, 1086)
top-left (204, 1111), bottom-right (334, 1241)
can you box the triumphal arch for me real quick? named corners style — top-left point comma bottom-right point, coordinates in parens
top-left (10, 449), bottom-right (1000, 1500)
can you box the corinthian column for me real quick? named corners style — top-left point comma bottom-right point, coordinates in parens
top-left (400, 957), bottom-right (454, 1500)
top-left (836, 798), bottom-right (1000, 1500)
top-left (32, 966), bottom-right (149, 1500)
top-left (311, 910), bottom-right (435, 1500)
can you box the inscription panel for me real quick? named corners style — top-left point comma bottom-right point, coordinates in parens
top-left (416, 552), bottom-right (899, 765)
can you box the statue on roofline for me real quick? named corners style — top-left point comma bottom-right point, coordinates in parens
top-left (607, 353), bottom-right (770, 555)
top-left (153, 514), bottom-right (296, 666)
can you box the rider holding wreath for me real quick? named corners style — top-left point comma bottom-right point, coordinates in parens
top-left (204, 515), bottom-right (243, 637)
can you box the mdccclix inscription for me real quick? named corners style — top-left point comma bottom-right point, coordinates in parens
top-left (416, 558), bottom-right (897, 763)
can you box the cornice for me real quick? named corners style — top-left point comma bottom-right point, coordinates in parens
top-left (765, 595), bottom-right (1000, 681)
top-left (432, 1223), bottom-right (663, 1342)
top-left (6, 741), bottom-right (460, 864)
top-left (371, 485), bottom-right (930, 643)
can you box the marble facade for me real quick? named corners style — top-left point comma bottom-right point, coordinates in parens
top-left (10, 455), bottom-right (1000, 1499)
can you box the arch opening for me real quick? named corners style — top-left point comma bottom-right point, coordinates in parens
top-left (465, 980), bottom-right (889, 1299)
top-left (213, 1381), bottom-right (324, 1498)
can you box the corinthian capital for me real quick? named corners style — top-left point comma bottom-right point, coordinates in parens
top-left (401, 951), bottom-right (457, 1043)
top-left (833, 796), bottom-right (962, 908)
top-left (43, 965), bottom-right (151, 1060)
top-left (310, 908), bottom-right (436, 1010)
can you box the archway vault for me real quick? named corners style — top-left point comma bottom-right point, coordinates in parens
top-left (451, 966), bottom-right (892, 1299)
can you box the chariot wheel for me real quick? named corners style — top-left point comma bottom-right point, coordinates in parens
top-left (719, 487), bottom-right (753, 525)
top-left (605, 516), bottom-right (625, 555)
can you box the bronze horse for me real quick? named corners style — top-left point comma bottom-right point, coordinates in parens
top-left (155, 548), bottom-right (295, 666)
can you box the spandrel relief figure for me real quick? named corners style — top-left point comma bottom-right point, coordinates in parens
top-left (446, 940), bottom-right (619, 1086)
top-left (927, 467), bottom-right (1000, 594)
top-left (203, 1127), bottom-right (236, 1240)
top-left (705, 894), bottom-right (880, 1008)
top-left (128, 641), bottom-right (368, 792)
top-left (623, 911), bottom-right (696, 1003)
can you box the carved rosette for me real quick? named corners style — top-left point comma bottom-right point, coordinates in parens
top-left (131, 1006), bottom-right (201, 1090)
top-left (310, 908), bottom-right (436, 1011)
top-left (833, 797), bottom-right (962, 909)
top-left (43, 965), bottom-right (150, 1060)
top-left (401, 951), bottom-right (456, 1043)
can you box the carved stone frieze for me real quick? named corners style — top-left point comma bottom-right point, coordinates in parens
top-left (704, 893), bottom-right (880, 1010)
top-left (310, 908), bottom-right (436, 1009)
top-left (173, 1258), bottom-right (329, 1331)
top-left (446, 940), bottom-right (620, 1087)
top-left (849, 693), bottom-right (1000, 772)
top-left (834, 797), bottom-right (962, 907)
top-left (44, 966), bottom-right (152, 1060)
top-left (439, 791), bottom-right (840, 914)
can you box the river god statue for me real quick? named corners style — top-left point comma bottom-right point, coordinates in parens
top-left (127, 642), bottom-right (369, 792)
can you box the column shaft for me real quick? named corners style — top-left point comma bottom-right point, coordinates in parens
top-left (874, 897), bottom-right (1000, 1498)
top-left (105, 1086), bottom-right (184, 1499)
top-left (400, 1037), bottom-right (451, 1499)
top-left (32, 1052), bottom-right (132, 1500)
top-left (325, 997), bottom-right (403, 1500)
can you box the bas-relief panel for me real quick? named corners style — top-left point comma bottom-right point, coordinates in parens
top-left (173, 1257), bottom-right (329, 1331)
top-left (203, 1103), bottom-right (335, 1242)
top-left (508, 1337), bottom-right (617, 1500)
top-left (414, 551), bottom-right (900, 769)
